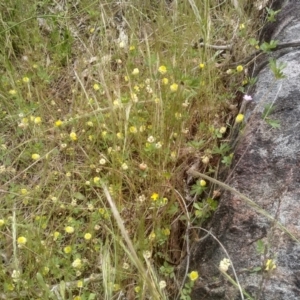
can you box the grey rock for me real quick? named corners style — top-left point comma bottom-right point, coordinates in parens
top-left (189, 2), bottom-right (300, 299)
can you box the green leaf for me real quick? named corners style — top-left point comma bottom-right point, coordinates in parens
top-left (256, 239), bottom-right (265, 255)
top-left (251, 266), bottom-right (262, 273)
top-left (88, 293), bottom-right (96, 300)
top-left (212, 143), bottom-right (231, 155)
top-left (266, 119), bottom-right (280, 128)
top-left (36, 273), bottom-right (51, 298)
top-left (73, 192), bottom-right (86, 200)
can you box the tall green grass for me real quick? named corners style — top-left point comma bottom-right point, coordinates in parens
top-left (0, 0), bottom-right (264, 299)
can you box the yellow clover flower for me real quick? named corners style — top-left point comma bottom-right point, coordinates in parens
top-left (199, 180), bottom-right (206, 187)
top-left (189, 271), bottom-right (199, 281)
top-left (64, 246), bottom-right (72, 254)
top-left (17, 236), bottom-right (27, 245)
top-left (22, 77), bottom-right (30, 83)
top-left (158, 65), bottom-right (167, 75)
top-left (55, 120), bottom-right (63, 127)
top-left (170, 83), bottom-right (178, 92)
top-left (162, 77), bottom-right (169, 85)
top-left (235, 113), bottom-right (244, 123)
top-left (93, 177), bottom-right (100, 184)
top-left (151, 193), bottom-right (159, 201)
top-left (70, 131), bottom-right (77, 141)
top-left (53, 231), bottom-right (60, 240)
top-left (65, 226), bottom-right (75, 234)
top-left (21, 189), bottom-right (28, 195)
top-left (129, 126), bottom-right (137, 133)
top-left (149, 231), bottom-right (156, 240)
top-left (84, 233), bottom-right (92, 240)
top-left (34, 117), bottom-right (42, 124)
top-left (265, 259), bottom-right (276, 271)
top-left (32, 153), bottom-right (40, 160)
top-left (93, 83), bottom-right (100, 91)
top-left (9, 89), bottom-right (17, 95)
top-left (132, 68), bottom-right (139, 75)
top-left (72, 258), bottom-right (82, 269)
top-left (236, 65), bottom-right (243, 72)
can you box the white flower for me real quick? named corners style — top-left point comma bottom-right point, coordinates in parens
top-left (121, 163), bottom-right (128, 170)
top-left (11, 270), bottom-right (21, 282)
top-left (219, 258), bottom-right (231, 272)
top-left (147, 136), bottom-right (155, 143)
top-left (159, 280), bottom-right (166, 289)
top-left (143, 251), bottom-right (151, 259)
top-left (99, 158), bottom-right (106, 165)
top-left (137, 194), bottom-right (146, 202)
top-left (243, 94), bottom-right (253, 101)
top-left (155, 142), bottom-right (162, 149)
top-left (72, 258), bottom-right (82, 269)
top-left (123, 262), bottom-right (129, 269)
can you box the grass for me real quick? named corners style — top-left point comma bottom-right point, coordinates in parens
top-left (0, 0), bottom-right (266, 299)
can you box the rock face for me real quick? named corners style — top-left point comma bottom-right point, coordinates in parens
top-left (189, 1), bottom-right (300, 299)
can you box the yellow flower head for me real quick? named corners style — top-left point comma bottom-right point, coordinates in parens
top-left (70, 131), bottom-right (77, 141)
top-left (22, 77), bottom-right (30, 83)
top-left (9, 89), bottom-right (17, 95)
top-left (189, 271), bottom-right (199, 281)
top-left (149, 231), bottom-right (156, 240)
top-left (199, 63), bottom-right (205, 69)
top-left (93, 177), bottom-right (100, 184)
top-left (132, 68), bottom-right (139, 75)
top-left (239, 23), bottom-right (245, 30)
top-left (84, 233), bottom-right (92, 240)
top-left (170, 83), bottom-right (178, 92)
top-left (162, 77), bottom-right (169, 85)
top-left (72, 258), bottom-right (82, 269)
top-left (53, 231), bottom-right (60, 240)
top-left (32, 153), bottom-right (40, 160)
top-left (236, 65), bottom-right (243, 72)
top-left (121, 163), bottom-right (128, 170)
top-left (265, 259), bottom-right (276, 271)
top-left (21, 188), bottom-right (28, 195)
top-left (64, 246), bottom-right (72, 254)
top-left (17, 236), bottom-right (27, 245)
top-left (158, 65), bottom-right (167, 75)
top-left (163, 228), bottom-right (170, 236)
top-left (199, 180), bottom-right (206, 187)
top-left (151, 193), bottom-right (159, 201)
top-left (65, 226), bottom-right (75, 234)
top-left (34, 117), bottom-right (42, 124)
top-left (129, 126), bottom-right (137, 133)
top-left (93, 83), bottom-right (100, 91)
top-left (55, 120), bottom-right (63, 127)
top-left (235, 113), bottom-right (244, 123)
